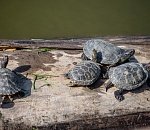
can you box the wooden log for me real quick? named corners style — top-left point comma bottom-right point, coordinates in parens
top-left (0, 36), bottom-right (150, 130)
top-left (0, 36), bottom-right (150, 49)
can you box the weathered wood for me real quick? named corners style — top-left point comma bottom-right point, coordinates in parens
top-left (0, 36), bottom-right (150, 49)
top-left (0, 36), bottom-right (150, 130)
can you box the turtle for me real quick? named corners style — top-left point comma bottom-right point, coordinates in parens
top-left (0, 55), bottom-right (22, 104)
top-left (64, 49), bottom-right (101, 86)
top-left (105, 62), bottom-right (150, 101)
top-left (82, 39), bottom-right (135, 67)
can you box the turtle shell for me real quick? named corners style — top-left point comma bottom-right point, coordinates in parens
top-left (108, 63), bottom-right (148, 90)
top-left (67, 61), bottom-right (101, 85)
top-left (0, 68), bottom-right (21, 95)
top-left (83, 39), bottom-right (126, 65)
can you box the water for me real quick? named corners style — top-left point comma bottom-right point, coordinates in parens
top-left (0, 0), bottom-right (150, 39)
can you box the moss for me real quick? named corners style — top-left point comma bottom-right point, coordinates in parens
top-left (32, 74), bottom-right (58, 90)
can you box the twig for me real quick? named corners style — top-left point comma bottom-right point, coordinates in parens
top-left (32, 74), bottom-right (58, 89)
top-left (33, 75), bottom-right (37, 90)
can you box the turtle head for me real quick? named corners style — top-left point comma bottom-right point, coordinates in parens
top-left (91, 49), bottom-right (98, 62)
top-left (0, 55), bottom-right (9, 68)
top-left (120, 49), bottom-right (135, 63)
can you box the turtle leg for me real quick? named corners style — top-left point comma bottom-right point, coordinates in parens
top-left (66, 81), bottom-right (77, 87)
top-left (91, 49), bottom-right (97, 62)
top-left (2, 95), bottom-right (11, 104)
top-left (102, 66), bottom-right (113, 79)
top-left (1, 95), bottom-right (14, 108)
top-left (104, 80), bottom-right (113, 92)
top-left (1, 55), bottom-right (8, 68)
top-left (100, 66), bottom-right (108, 79)
top-left (81, 53), bottom-right (89, 60)
top-left (114, 89), bottom-right (124, 102)
top-left (102, 71), bottom-right (109, 79)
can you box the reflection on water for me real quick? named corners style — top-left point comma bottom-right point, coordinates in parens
top-left (0, 0), bottom-right (150, 39)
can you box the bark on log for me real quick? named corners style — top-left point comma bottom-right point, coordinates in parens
top-left (0, 36), bottom-right (150, 49)
top-left (0, 36), bottom-right (150, 130)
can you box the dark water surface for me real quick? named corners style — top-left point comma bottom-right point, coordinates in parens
top-left (0, 0), bottom-right (150, 39)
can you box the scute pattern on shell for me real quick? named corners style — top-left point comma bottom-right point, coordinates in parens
top-left (108, 63), bottom-right (148, 90)
top-left (83, 39), bottom-right (125, 64)
top-left (67, 61), bottom-right (101, 85)
top-left (0, 68), bottom-right (21, 95)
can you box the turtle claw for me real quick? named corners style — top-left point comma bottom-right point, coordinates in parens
top-left (114, 90), bottom-right (124, 102)
top-left (1, 96), bottom-right (14, 108)
top-left (105, 88), bottom-right (108, 92)
top-left (115, 94), bottom-right (124, 102)
top-left (104, 80), bottom-right (113, 92)
top-left (103, 73), bottom-right (109, 79)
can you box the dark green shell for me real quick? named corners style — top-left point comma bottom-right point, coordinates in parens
top-left (66, 61), bottom-right (101, 85)
top-left (0, 68), bottom-right (21, 95)
top-left (83, 39), bottom-right (127, 64)
top-left (108, 63), bottom-right (148, 90)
